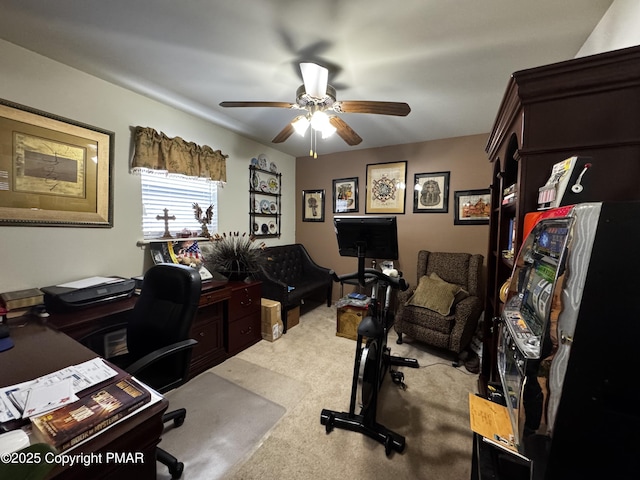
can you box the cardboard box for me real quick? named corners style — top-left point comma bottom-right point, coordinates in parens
top-left (287, 306), bottom-right (300, 329)
top-left (336, 304), bottom-right (369, 341)
top-left (261, 298), bottom-right (283, 342)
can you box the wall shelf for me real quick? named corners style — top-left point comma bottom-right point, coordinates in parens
top-left (249, 165), bottom-right (281, 238)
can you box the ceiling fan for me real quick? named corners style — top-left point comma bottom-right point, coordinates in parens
top-left (219, 63), bottom-right (410, 156)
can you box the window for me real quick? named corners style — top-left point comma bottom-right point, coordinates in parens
top-left (140, 171), bottom-right (218, 239)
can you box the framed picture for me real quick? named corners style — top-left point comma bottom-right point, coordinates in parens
top-left (413, 171), bottom-right (450, 213)
top-left (365, 161), bottom-right (407, 214)
top-left (302, 189), bottom-right (325, 222)
top-left (0, 98), bottom-right (113, 227)
top-left (332, 177), bottom-right (359, 213)
top-left (454, 189), bottom-right (491, 225)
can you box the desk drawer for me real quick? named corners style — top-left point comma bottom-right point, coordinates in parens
top-left (191, 317), bottom-right (223, 362)
top-left (199, 285), bottom-right (231, 307)
top-left (189, 302), bottom-right (225, 377)
top-left (228, 283), bottom-right (261, 322)
top-left (228, 313), bottom-right (261, 355)
top-left (195, 301), bottom-right (223, 324)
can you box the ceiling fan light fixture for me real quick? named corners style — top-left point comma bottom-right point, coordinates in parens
top-left (220, 61), bottom-right (409, 151)
top-left (310, 110), bottom-right (330, 130)
top-left (309, 111), bottom-right (336, 139)
top-left (292, 115), bottom-right (310, 136)
top-left (321, 124), bottom-right (337, 139)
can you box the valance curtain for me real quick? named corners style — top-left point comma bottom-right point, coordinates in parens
top-left (131, 126), bottom-right (227, 182)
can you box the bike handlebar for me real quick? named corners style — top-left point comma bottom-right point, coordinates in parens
top-left (330, 268), bottom-right (409, 291)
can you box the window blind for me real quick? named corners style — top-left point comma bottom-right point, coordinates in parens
top-left (140, 171), bottom-right (218, 239)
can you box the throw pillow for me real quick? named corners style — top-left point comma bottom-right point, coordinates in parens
top-left (405, 274), bottom-right (461, 315)
top-left (430, 272), bottom-right (469, 307)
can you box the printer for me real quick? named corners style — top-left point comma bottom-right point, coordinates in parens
top-left (42, 276), bottom-right (135, 312)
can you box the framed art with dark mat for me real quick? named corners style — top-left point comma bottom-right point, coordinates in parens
top-left (413, 171), bottom-right (449, 213)
top-left (332, 177), bottom-right (358, 213)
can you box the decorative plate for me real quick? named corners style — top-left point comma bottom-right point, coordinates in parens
top-left (260, 199), bottom-right (270, 213)
top-left (261, 223), bottom-right (269, 234)
top-left (269, 161), bottom-right (277, 173)
top-left (260, 180), bottom-right (269, 192)
top-left (254, 199), bottom-right (260, 212)
top-left (269, 201), bottom-right (277, 213)
top-left (251, 172), bottom-right (260, 190)
top-left (268, 177), bottom-right (278, 193)
top-left (253, 222), bottom-right (259, 232)
top-left (258, 153), bottom-right (268, 170)
top-left (250, 157), bottom-right (259, 166)
top-left (268, 221), bottom-right (277, 234)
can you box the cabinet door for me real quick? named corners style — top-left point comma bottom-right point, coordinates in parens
top-left (189, 302), bottom-right (225, 377)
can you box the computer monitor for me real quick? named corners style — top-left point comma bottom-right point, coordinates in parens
top-left (333, 216), bottom-right (399, 260)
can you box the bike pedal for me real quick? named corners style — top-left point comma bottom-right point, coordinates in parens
top-left (390, 370), bottom-right (405, 389)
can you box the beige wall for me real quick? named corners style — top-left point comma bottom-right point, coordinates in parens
top-left (295, 134), bottom-right (492, 300)
top-left (0, 40), bottom-right (296, 293)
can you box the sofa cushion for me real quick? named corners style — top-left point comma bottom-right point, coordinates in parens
top-left (406, 273), bottom-right (461, 315)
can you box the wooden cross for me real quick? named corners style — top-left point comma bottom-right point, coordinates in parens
top-left (156, 208), bottom-right (175, 238)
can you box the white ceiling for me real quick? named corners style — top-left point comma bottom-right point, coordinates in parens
top-left (0, 0), bottom-right (613, 157)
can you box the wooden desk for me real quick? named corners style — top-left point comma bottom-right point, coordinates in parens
top-left (0, 320), bottom-right (168, 479)
top-left (46, 279), bottom-right (263, 378)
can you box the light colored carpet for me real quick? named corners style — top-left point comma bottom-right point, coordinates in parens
top-left (161, 304), bottom-right (478, 479)
top-left (157, 372), bottom-right (286, 480)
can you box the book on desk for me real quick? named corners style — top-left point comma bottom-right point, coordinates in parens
top-left (0, 288), bottom-right (44, 312)
top-left (30, 376), bottom-right (151, 452)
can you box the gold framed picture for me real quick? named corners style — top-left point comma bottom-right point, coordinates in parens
top-left (365, 161), bottom-right (407, 214)
top-left (0, 98), bottom-right (113, 227)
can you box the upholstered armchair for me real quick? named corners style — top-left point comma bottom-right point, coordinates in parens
top-left (395, 251), bottom-right (483, 355)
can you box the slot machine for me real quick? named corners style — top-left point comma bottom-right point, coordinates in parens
top-left (497, 201), bottom-right (640, 479)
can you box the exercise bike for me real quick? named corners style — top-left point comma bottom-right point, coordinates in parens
top-left (320, 266), bottom-right (419, 456)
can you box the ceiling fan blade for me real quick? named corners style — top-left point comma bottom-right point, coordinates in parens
top-left (272, 123), bottom-right (295, 143)
top-left (300, 63), bottom-right (328, 98)
top-left (330, 116), bottom-right (362, 146)
top-left (333, 100), bottom-right (411, 116)
top-left (219, 101), bottom-right (296, 109)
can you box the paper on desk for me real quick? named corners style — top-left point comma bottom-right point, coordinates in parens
top-left (0, 358), bottom-right (118, 421)
top-left (22, 378), bottom-right (76, 418)
top-left (57, 276), bottom-right (123, 289)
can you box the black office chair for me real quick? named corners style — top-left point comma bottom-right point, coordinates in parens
top-left (82, 263), bottom-right (201, 479)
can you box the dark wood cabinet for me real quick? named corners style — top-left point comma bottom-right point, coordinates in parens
top-left (481, 44), bottom-right (640, 397)
top-left (226, 281), bottom-right (262, 355)
top-left (188, 282), bottom-right (230, 378)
